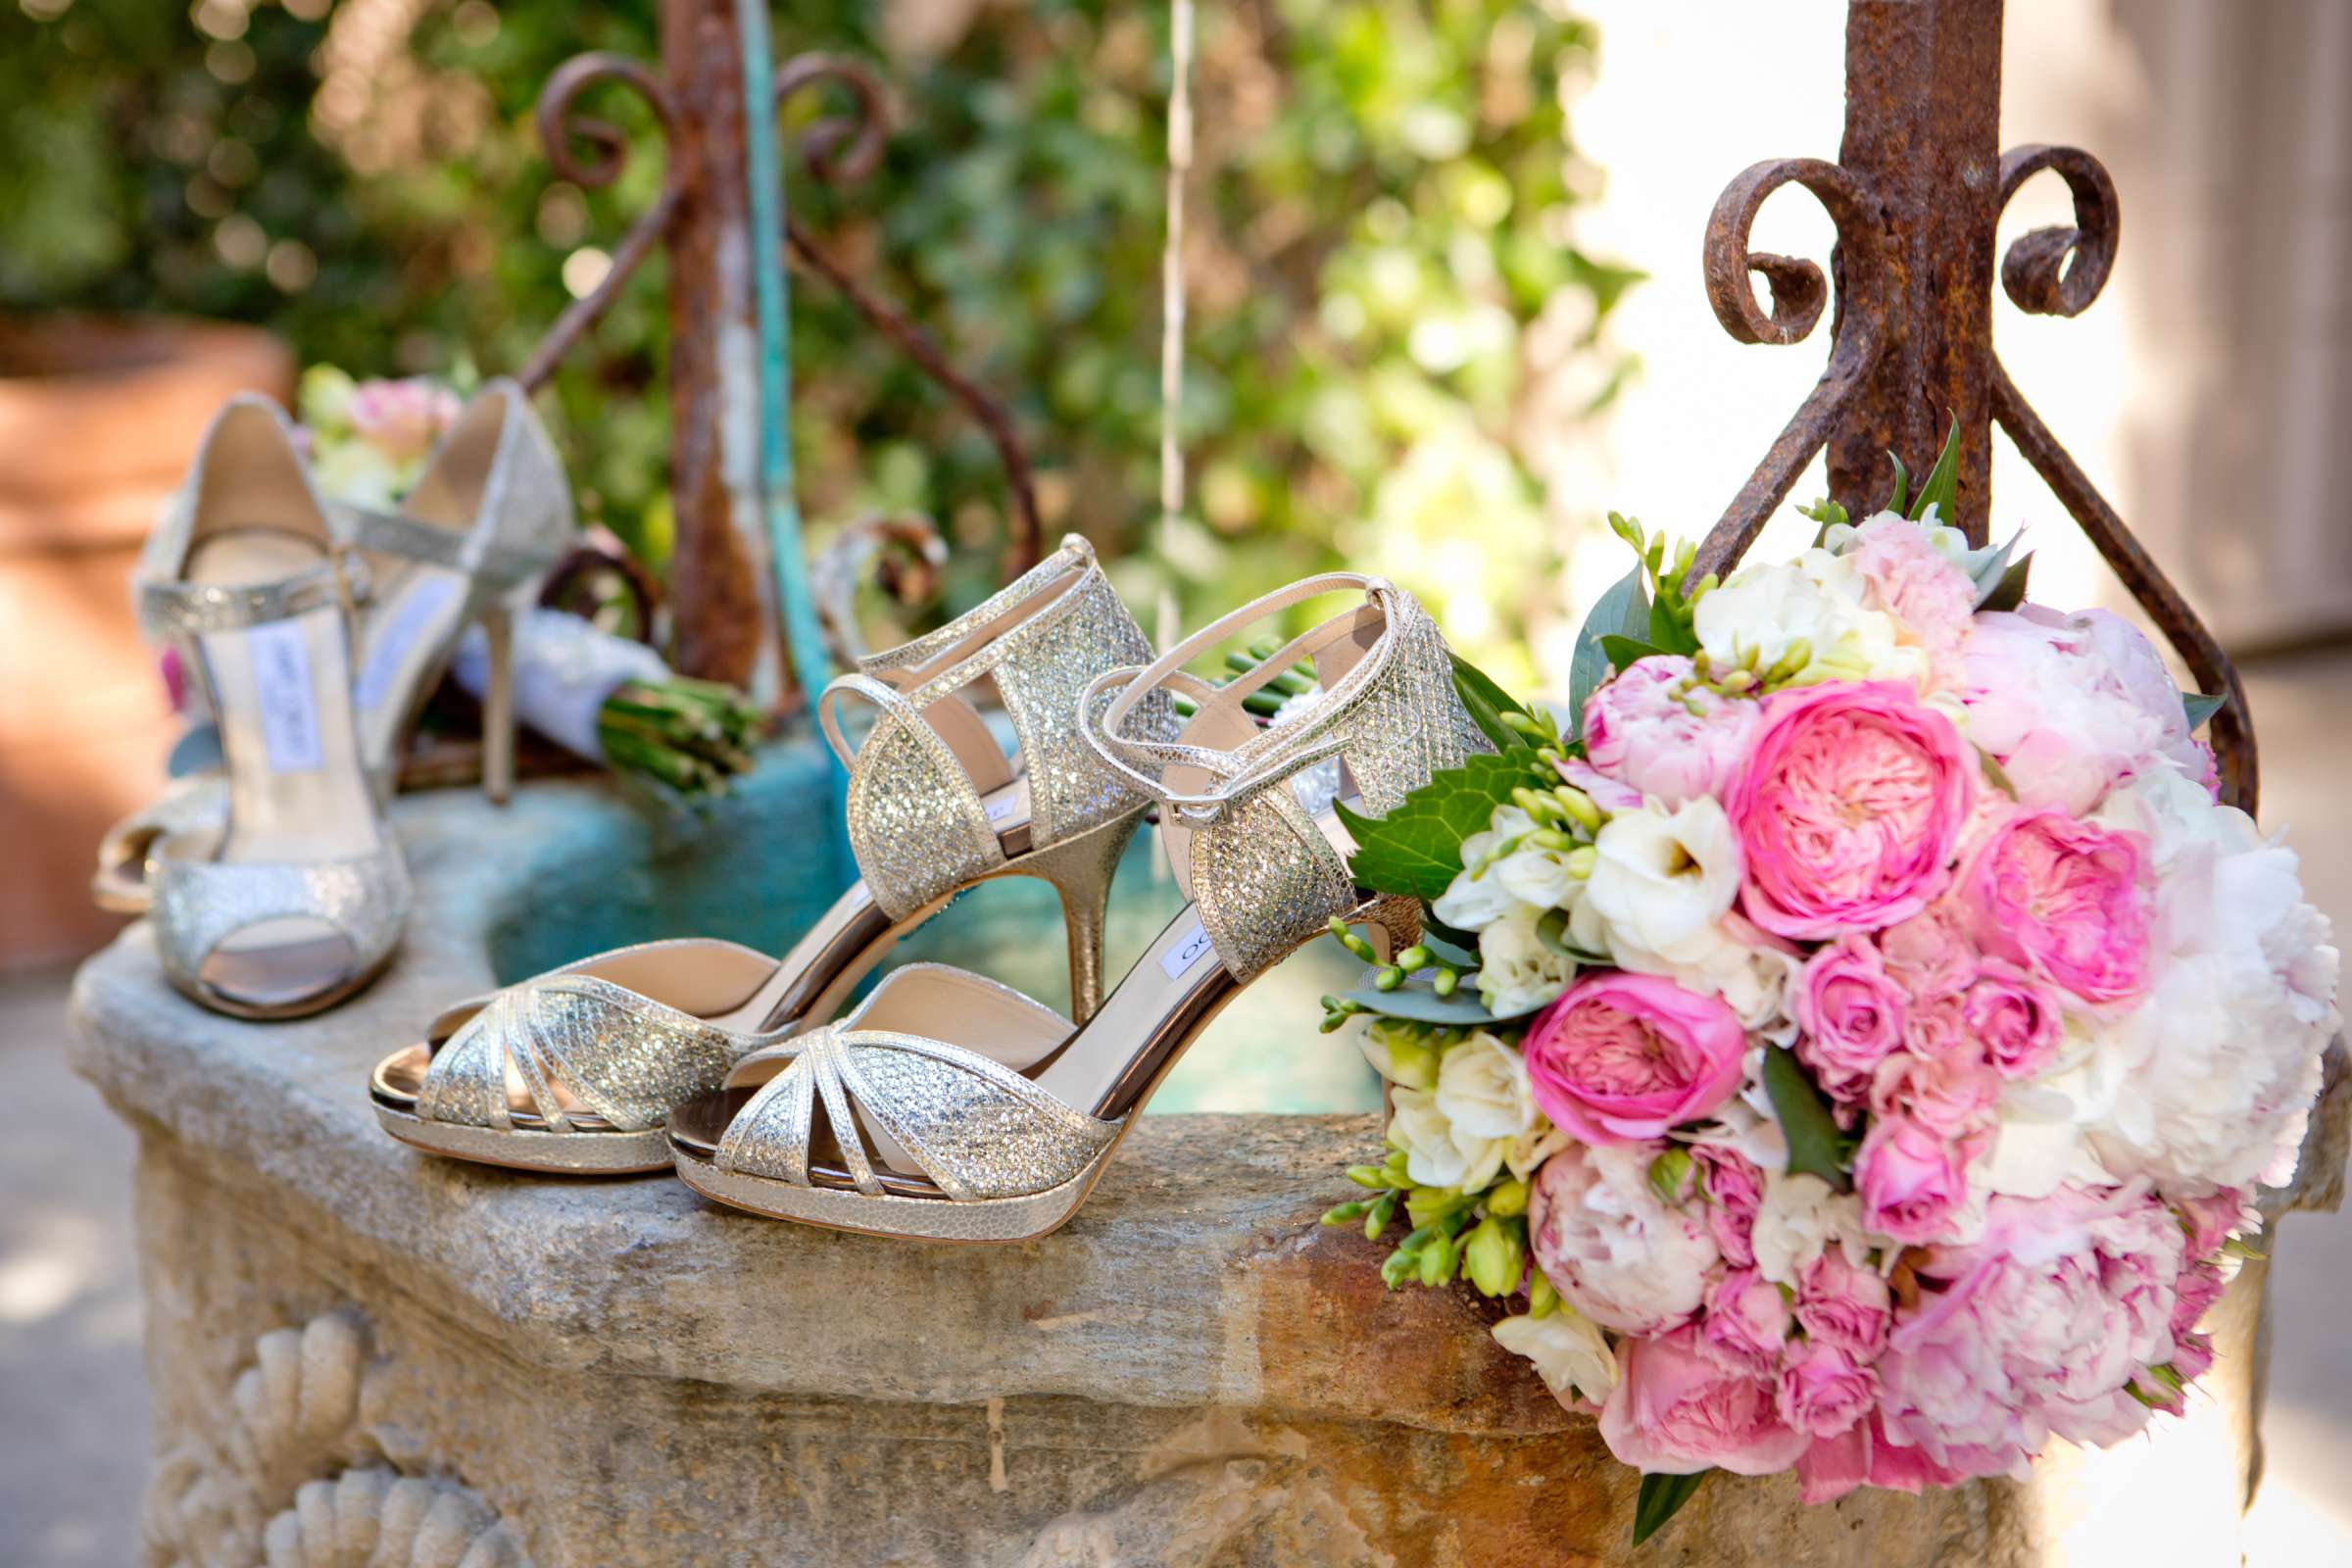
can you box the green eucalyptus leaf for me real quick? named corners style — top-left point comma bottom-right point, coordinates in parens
top-left (1451, 652), bottom-right (1535, 753)
top-left (1979, 551), bottom-right (2034, 613)
top-left (1632, 1470), bottom-right (1711, 1546)
top-left (1967, 531), bottom-right (2022, 605)
top-left (1418, 924), bottom-right (1480, 969)
top-left (1338, 753), bottom-right (1546, 904)
top-left (1568, 566), bottom-right (1651, 745)
top-left (1340, 978), bottom-right (1499, 1025)
top-left (1908, 416), bottom-right (1962, 528)
top-left (1761, 1045), bottom-right (1855, 1191)
top-left (2180, 691), bottom-right (2226, 730)
top-left (1599, 633), bottom-right (1667, 672)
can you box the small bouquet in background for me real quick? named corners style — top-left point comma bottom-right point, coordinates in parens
top-left (291, 367), bottom-right (762, 799)
top-left (1317, 426), bottom-right (2339, 1544)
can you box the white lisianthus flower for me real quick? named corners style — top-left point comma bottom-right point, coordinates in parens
top-left (1434, 804), bottom-right (1585, 932)
top-left (1493, 1305), bottom-right (1619, 1405)
top-left (1506, 1120), bottom-right (1572, 1183)
top-left (1390, 1086), bottom-right (1508, 1192)
top-left (1474, 906), bottom-right (1577, 1017)
top-left (1608, 917), bottom-right (1800, 1041)
top-left (1583, 798), bottom-right (1741, 967)
top-left (1436, 1031), bottom-right (1538, 1143)
top-left (1694, 551), bottom-right (1928, 687)
top-left (2075, 771), bottom-right (2342, 1194)
top-left (1749, 1170), bottom-right (1876, 1287)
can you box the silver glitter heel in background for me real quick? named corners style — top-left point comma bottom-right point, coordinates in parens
top-left (368, 533), bottom-right (1170, 1173)
top-left (665, 572), bottom-right (1490, 1242)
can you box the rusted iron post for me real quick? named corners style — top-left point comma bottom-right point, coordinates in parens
top-left (1832, 0), bottom-right (2005, 544)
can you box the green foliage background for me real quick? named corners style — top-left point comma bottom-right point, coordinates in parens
top-left (0, 0), bottom-right (1635, 678)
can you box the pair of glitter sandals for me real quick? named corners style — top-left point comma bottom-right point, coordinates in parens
top-left (117, 385), bottom-right (574, 1018)
top-left (368, 539), bottom-right (1491, 1243)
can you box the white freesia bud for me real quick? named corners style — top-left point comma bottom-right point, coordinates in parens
top-left (1493, 1306), bottom-right (1619, 1406)
top-left (1435, 1031), bottom-right (1537, 1143)
top-left (1389, 1087), bottom-right (1507, 1192)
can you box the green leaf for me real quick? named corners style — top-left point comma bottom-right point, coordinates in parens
top-left (1339, 977), bottom-right (1500, 1026)
top-left (1980, 750), bottom-right (2019, 800)
top-left (1967, 530), bottom-right (2022, 605)
top-left (1979, 551), bottom-right (2034, 613)
top-left (1339, 753), bottom-right (1546, 904)
top-left (1450, 652), bottom-right (1535, 753)
top-left (1633, 1470), bottom-right (1710, 1546)
top-left (1885, 449), bottom-right (1910, 516)
top-left (2181, 691), bottom-right (2226, 731)
top-left (1599, 633), bottom-right (1667, 672)
top-left (1569, 566), bottom-right (1651, 745)
top-left (1761, 1045), bottom-right (1855, 1191)
top-left (1645, 594), bottom-right (1699, 657)
top-left (1908, 415), bottom-right (1962, 528)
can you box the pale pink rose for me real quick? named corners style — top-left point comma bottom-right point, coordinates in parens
top-left (1529, 1142), bottom-right (1721, 1336)
top-left (1580, 655), bottom-right (1763, 808)
top-left (1777, 1339), bottom-right (1881, 1439)
top-left (347, 376), bottom-right (461, 463)
top-left (1555, 754), bottom-right (1644, 814)
top-left (1845, 515), bottom-right (1977, 678)
top-left (1877, 1186), bottom-right (2185, 1479)
top-left (1729, 681), bottom-right (1976, 940)
top-left (1795, 1250), bottom-right (1892, 1357)
top-left (1963, 962), bottom-right (2063, 1078)
top-left (1693, 1145), bottom-right (1764, 1268)
top-left (1876, 903), bottom-right (1979, 999)
top-left (1855, 1117), bottom-right (1981, 1246)
top-left (1959, 808), bottom-right (2154, 1007)
top-left (1898, 990), bottom-right (1974, 1062)
top-left (1598, 1326), bottom-right (1812, 1477)
top-left (1868, 1048), bottom-right (1999, 1142)
top-left (1698, 1268), bottom-right (1793, 1376)
top-left (1793, 937), bottom-right (1908, 1102)
top-left (1524, 972), bottom-right (1747, 1146)
top-left (1794, 1414), bottom-right (1970, 1503)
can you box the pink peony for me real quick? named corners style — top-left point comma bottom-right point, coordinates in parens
top-left (1855, 1117), bottom-right (1981, 1246)
top-left (1795, 1250), bottom-right (1892, 1357)
top-left (1580, 655), bottom-right (1763, 808)
top-left (1728, 681), bottom-right (1976, 940)
top-left (1876, 1186), bottom-right (2185, 1480)
top-left (1963, 962), bottom-right (2064, 1078)
top-left (1556, 754), bottom-right (1644, 815)
top-left (1959, 808), bottom-right (2154, 1007)
top-left (1698, 1268), bottom-right (1793, 1376)
top-left (1795, 1414), bottom-right (1971, 1503)
top-left (1693, 1145), bottom-right (1764, 1268)
top-left (1528, 1143), bottom-right (1721, 1336)
top-left (1777, 1340), bottom-right (1881, 1439)
top-left (1868, 1049), bottom-right (1999, 1142)
top-left (347, 375), bottom-right (461, 463)
top-left (1793, 937), bottom-right (1909, 1102)
top-left (1523, 972), bottom-right (1747, 1146)
top-left (1844, 515), bottom-right (1977, 676)
top-left (1598, 1326), bottom-right (1812, 1477)
top-left (1877, 903), bottom-right (1979, 999)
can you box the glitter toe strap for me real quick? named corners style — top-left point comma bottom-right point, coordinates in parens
top-left (148, 842), bottom-right (410, 995)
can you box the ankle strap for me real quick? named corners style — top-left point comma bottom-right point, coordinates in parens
top-left (1079, 572), bottom-right (1396, 824)
top-left (135, 547), bottom-right (368, 640)
top-left (328, 499), bottom-right (563, 591)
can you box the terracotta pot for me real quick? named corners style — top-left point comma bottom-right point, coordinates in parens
top-left (0, 315), bottom-right (294, 970)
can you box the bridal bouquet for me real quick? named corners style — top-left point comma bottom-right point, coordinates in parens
top-left (1319, 439), bottom-right (2339, 1542)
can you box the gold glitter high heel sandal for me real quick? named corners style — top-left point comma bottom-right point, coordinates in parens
top-left (135, 398), bottom-right (411, 1020)
top-left (666, 573), bottom-right (1490, 1241)
top-left (368, 534), bottom-right (1167, 1173)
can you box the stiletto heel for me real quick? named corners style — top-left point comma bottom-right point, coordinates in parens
top-left (368, 535), bottom-right (1171, 1172)
top-left (667, 573), bottom-right (1492, 1241)
top-left (477, 599), bottom-right (515, 806)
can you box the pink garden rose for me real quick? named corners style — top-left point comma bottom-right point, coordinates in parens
top-left (1959, 808), bottom-right (2154, 1007)
top-left (1529, 1142), bottom-right (1720, 1336)
top-left (1868, 1049), bottom-right (1999, 1142)
top-left (1776, 1340), bottom-right (1881, 1439)
top-left (1795, 1250), bottom-right (1892, 1357)
top-left (1844, 515), bottom-right (1977, 677)
top-left (1693, 1145), bottom-right (1764, 1268)
top-left (1524, 973), bottom-right (1746, 1146)
top-left (1897, 990), bottom-right (1974, 1062)
top-left (347, 375), bottom-right (461, 462)
top-left (1855, 1117), bottom-right (1981, 1245)
top-left (1964, 962), bottom-right (2064, 1078)
top-left (1698, 1268), bottom-right (1793, 1376)
top-left (1876, 1186), bottom-right (2185, 1480)
top-left (1876, 903), bottom-right (1979, 999)
top-left (1580, 655), bottom-right (1763, 808)
top-left (1598, 1326), bottom-right (1812, 1477)
top-left (1728, 681), bottom-right (1976, 940)
top-left (1793, 937), bottom-right (1909, 1103)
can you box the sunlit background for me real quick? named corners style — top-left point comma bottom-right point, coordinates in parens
top-left (2, 1), bottom-right (2347, 1561)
